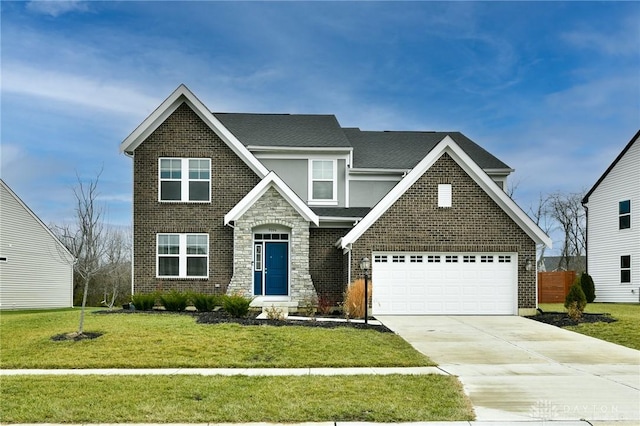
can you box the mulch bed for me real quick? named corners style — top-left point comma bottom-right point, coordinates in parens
top-left (526, 310), bottom-right (617, 328)
top-left (51, 331), bottom-right (104, 341)
top-left (94, 308), bottom-right (393, 333)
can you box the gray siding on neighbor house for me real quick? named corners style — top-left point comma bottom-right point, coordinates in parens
top-left (0, 181), bottom-right (74, 310)
top-left (349, 180), bottom-right (398, 207)
top-left (346, 153), bottom-right (537, 311)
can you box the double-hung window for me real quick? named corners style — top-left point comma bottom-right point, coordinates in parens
top-left (621, 255), bottom-right (631, 283)
top-left (309, 159), bottom-right (337, 204)
top-left (157, 233), bottom-right (209, 278)
top-left (159, 158), bottom-right (210, 202)
top-left (619, 200), bottom-right (631, 230)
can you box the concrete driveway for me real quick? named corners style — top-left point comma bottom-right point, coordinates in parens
top-left (378, 315), bottom-right (640, 423)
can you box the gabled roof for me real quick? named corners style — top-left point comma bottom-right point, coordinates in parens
top-left (582, 129), bottom-right (640, 204)
top-left (0, 179), bottom-right (74, 261)
top-left (344, 128), bottom-right (511, 170)
top-left (224, 171), bottom-right (319, 226)
top-left (339, 136), bottom-right (552, 249)
top-left (119, 84), bottom-right (269, 178)
top-left (214, 113), bottom-right (352, 148)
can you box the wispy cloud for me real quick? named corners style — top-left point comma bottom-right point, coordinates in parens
top-left (562, 16), bottom-right (640, 56)
top-left (26, 0), bottom-right (90, 17)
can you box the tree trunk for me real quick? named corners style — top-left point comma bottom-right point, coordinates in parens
top-left (78, 275), bottom-right (90, 335)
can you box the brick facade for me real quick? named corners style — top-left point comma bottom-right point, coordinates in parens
top-left (347, 153), bottom-right (537, 310)
top-left (132, 103), bottom-right (260, 294)
top-left (309, 228), bottom-right (349, 305)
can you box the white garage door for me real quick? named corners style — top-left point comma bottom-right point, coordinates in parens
top-left (372, 252), bottom-right (517, 315)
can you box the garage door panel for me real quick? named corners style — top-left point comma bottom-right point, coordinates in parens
top-left (372, 252), bottom-right (517, 315)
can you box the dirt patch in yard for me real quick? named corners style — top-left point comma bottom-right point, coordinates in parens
top-left (527, 310), bottom-right (617, 328)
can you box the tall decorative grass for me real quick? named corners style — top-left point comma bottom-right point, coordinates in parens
top-left (344, 278), bottom-right (372, 319)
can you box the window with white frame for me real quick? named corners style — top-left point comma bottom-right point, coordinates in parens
top-left (309, 159), bottom-right (337, 204)
top-left (621, 255), bottom-right (631, 283)
top-left (619, 200), bottom-right (631, 230)
top-left (438, 184), bottom-right (452, 208)
top-left (157, 233), bottom-right (209, 278)
top-left (159, 158), bottom-right (210, 202)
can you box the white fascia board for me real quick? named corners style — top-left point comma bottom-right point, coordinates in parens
top-left (340, 136), bottom-right (552, 249)
top-left (224, 172), bottom-right (319, 226)
top-left (349, 168), bottom-right (409, 174)
top-left (249, 146), bottom-right (353, 154)
top-left (119, 84), bottom-right (268, 178)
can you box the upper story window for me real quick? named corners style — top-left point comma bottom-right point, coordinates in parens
top-left (619, 200), bottom-right (631, 230)
top-left (159, 158), bottom-right (210, 202)
top-left (309, 159), bottom-right (337, 205)
top-left (157, 233), bottom-right (209, 278)
top-left (438, 184), bottom-right (452, 208)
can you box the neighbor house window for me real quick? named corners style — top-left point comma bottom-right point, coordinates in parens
top-left (619, 200), bottom-right (631, 230)
top-left (157, 233), bottom-right (209, 278)
top-left (621, 255), bottom-right (631, 283)
top-left (438, 184), bottom-right (452, 208)
top-left (159, 158), bottom-right (210, 202)
top-left (309, 159), bottom-right (337, 204)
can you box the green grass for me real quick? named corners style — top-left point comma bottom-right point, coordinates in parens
top-left (0, 374), bottom-right (474, 423)
top-left (538, 303), bottom-right (640, 350)
top-left (0, 309), bottom-right (432, 368)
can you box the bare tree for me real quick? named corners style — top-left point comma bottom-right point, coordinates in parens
top-left (55, 172), bottom-right (108, 336)
top-left (546, 191), bottom-right (586, 270)
top-left (101, 227), bottom-right (132, 309)
top-left (528, 193), bottom-right (552, 267)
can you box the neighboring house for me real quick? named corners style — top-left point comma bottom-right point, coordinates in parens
top-left (540, 256), bottom-right (586, 273)
top-left (120, 85), bottom-right (551, 316)
top-left (582, 130), bottom-right (640, 303)
top-left (0, 179), bottom-right (74, 310)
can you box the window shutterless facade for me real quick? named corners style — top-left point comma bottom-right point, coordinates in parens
top-left (159, 158), bottom-right (211, 202)
top-left (619, 200), bottom-right (631, 230)
top-left (308, 159), bottom-right (337, 205)
top-left (157, 233), bottom-right (209, 278)
top-left (621, 255), bottom-right (631, 283)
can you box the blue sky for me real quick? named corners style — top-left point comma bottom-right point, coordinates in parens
top-left (1, 1), bottom-right (639, 253)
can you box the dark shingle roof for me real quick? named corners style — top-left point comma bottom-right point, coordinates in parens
top-left (343, 128), bottom-right (510, 170)
top-left (214, 113), bottom-right (352, 148)
top-left (311, 207), bottom-right (372, 218)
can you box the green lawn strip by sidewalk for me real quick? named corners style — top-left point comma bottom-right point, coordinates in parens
top-left (0, 309), bottom-right (432, 368)
top-left (538, 303), bottom-right (640, 350)
top-left (0, 374), bottom-right (474, 423)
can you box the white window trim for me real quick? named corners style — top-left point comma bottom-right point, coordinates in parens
top-left (438, 184), bottom-right (452, 208)
top-left (619, 200), bottom-right (631, 230)
top-left (156, 233), bottom-right (209, 279)
top-left (158, 158), bottom-right (211, 203)
top-left (308, 159), bottom-right (338, 206)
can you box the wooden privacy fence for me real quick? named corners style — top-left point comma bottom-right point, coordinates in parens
top-left (538, 271), bottom-right (576, 303)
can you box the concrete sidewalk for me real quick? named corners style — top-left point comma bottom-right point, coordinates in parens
top-left (0, 366), bottom-right (443, 376)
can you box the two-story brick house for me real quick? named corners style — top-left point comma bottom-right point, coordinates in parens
top-left (120, 85), bottom-right (551, 315)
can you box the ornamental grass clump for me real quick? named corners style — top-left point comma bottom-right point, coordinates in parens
top-left (344, 278), bottom-right (372, 319)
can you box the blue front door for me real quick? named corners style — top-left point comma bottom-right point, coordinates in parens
top-left (265, 242), bottom-right (288, 296)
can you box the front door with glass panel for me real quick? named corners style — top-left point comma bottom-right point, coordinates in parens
top-left (253, 232), bottom-right (289, 296)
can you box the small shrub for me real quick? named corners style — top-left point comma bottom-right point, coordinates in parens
top-left (159, 290), bottom-right (188, 312)
top-left (131, 293), bottom-right (157, 311)
top-left (190, 293), bottom-right (222, 312)
top-left (223, 294), bottom-right (251, 318)
top-left (298, 295), bottom-right (317, 318)
top-left (316, 295), bottom-right (333, 315)
top-left (264, 305), bottom-right (286, 320)
top-left (579, 272), bottom-right (596, 303)
top-left (564, 283), bottom-right (587, 320)
top-left (343, 278), bottom-right (372, 319)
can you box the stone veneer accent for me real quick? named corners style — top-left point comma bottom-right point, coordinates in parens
top-left (132, 103), bottom-right (260, 294)
top-left (227, 187), bottom-right (316, 304)
top-left (347, 152), bottom-right (538, 311)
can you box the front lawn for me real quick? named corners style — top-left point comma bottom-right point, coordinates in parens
top-left (0, 309), bottom-right (432, 368)
top-left (538, 303), bottom-right (640, 350)
top-left (0, 374), bottom-right (474, 423)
